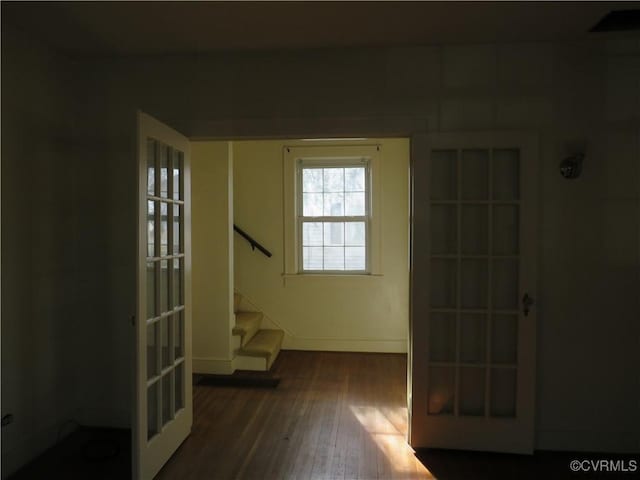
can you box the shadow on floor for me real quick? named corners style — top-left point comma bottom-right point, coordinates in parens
top-left (416, 448), bottom-right (639, 480)
top-left (8, 427), bottom-right (131, 480)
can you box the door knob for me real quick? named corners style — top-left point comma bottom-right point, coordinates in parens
top-left (522, 293), bottom-right (535, 317)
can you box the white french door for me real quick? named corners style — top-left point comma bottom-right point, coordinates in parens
top-left (135, 112), bottom-right (192, 479)
top-left (410, 132), bottom-right (538, 454)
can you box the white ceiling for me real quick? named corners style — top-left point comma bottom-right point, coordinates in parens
top-left (3, 1), bottom-right (638, 55)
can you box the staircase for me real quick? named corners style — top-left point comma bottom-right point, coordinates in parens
top-left (232, 292), bottom-right (284, 371)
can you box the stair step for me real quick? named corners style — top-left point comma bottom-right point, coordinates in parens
top-left (239, 329), bottom-right (284, 370)
top-left (232, 311), bottom-right (262, 347)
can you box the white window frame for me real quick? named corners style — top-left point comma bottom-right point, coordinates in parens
top-left (296, 158), bottom-right (371, 274)
top-left (283, 144), bottom-right (382, 276)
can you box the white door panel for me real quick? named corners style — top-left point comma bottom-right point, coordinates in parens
top-left (136, 112), bottom-right (192, 479)
top-left (410, 132), bottom-right (537, 453)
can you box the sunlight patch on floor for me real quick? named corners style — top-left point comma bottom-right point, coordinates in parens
top-left (350, 405), bottom-right (435, 478)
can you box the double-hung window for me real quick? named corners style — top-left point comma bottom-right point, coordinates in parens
top-left (297, 159), bottom-right (370, 273)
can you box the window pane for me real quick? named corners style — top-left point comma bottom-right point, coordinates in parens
top-left (345, 222), bottom-right (365, 246)
top-left (323, 222), bottom-right (344, 247)
top-left (345, 247), bottom-right (365, 270)
top-left (323, 247), bottom-right (344, 270)
top-left (323, 168), bottom-right (344, 192)
top-left (303, 246), bottom-right (323, 270)
top-left (302, 222), bottom-right (323, 246)
top-left (303, 193), bottom-right (323, 216)
top-left (345, 192), bottom-right (365, 216)
top-left (323, 193), bottom-right (344, 216)
top-left (345, 167), bottom-right (365, 191)
top-left (303, 168), bottom-right (323, 192)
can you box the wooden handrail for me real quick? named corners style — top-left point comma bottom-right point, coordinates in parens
top-left (233, 224), bottom-right (272, 258)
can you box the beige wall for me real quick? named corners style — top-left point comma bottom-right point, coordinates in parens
top-left (191, 142), bottom-right (235, 374)
top-left (233, 139), bottom-right (410, 352)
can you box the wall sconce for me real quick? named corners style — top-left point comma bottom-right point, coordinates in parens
top-left (559, 153), bottom-right (584, 179)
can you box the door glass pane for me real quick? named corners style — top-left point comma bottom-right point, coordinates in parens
top-left (173, 259), bottom-right (183, 307)
top-left (493, 205), bottom-right (519, 255)
top-left (147, 382), bottom-right (159, 440)
top-left (160, 260), bottom-right (169, 313)
top-left (147, 201), bottom-right (156, 257)
top-left (175, 363), bottom-right (184, 411)
top-left (160, 203), bottom-right (168, 256)
top-left (146, 262), bottom-right (156, 319)
top-left (173, 204), bottom-right (182, 255)
top-left (493, 259), bottom-right (519, 309)
top-left (147, 322), bottom-right (158, 379)
top-left (430, 259), bottom-right (457, 308)
top-left (459, 367), bottom-right (486, 416)
top-left (460, 314), bottom-right (486, 363)
top-left (492, 149), bottom-right (519, 200)
top-left (461, 259), bottom-right (488, 308)
top-left (461, 149), bottom-right (489, 200)
top-left (461, 205), bottom-right (488, 254)
top-left (159, 143), bottom-right (169, 198)
top-left (428, 367), bottom-right (455, 415)
top-left (430, 150), bottom-right (457, 201)
top-left (491, 315), bottom-right (518, 364)
top-left (490, 368), bottom-right (516, 417)
top-left (147, 139), bottom-right (157, 196)
top-left (162, 373), bottom-right (173, 426)
top-left (430, 205), bottom-right (457, 254)
top-left (173, 150), bottom-right (183, 200)
top-left (161, 317), bottom-right (170, 368)
top-left (174, 312), bottom-right (184, 359)
top-left (429, 313), bottom-right (456, 362)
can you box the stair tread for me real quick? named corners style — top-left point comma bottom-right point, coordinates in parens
top-left (240, 329), bottom-right (284, 358)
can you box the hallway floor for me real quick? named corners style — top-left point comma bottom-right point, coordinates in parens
top-left (158, 350), bottom-right (429, 479)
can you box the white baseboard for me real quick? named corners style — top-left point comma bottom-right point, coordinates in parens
top-left (536, 429), bottom-right (640, 453)
top-left (193, 356), bottom-right (234, 375)
top-left (283, 335), bottom-right (408, 353)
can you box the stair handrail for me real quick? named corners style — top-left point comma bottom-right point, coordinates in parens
top-left (233, 224), bottom-right (273, 258)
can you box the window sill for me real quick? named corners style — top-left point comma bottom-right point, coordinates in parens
top-left (281, 272), bottom-right (384, 285)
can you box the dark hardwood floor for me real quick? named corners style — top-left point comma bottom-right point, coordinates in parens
top-left (158, 350), bottom-right (429, 480)
top-left (9, 351), bottom-right (638, 479)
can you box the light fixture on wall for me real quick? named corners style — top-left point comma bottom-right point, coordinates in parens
top-left (559, 153), bottom-right (584, 179)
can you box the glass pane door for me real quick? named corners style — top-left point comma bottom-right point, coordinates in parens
top-left (145, 138), bottom-right (186, 440)
top-left (427, 147), bottom-right (520, 419)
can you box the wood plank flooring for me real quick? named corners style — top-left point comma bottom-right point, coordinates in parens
top-left (157, 350), bottom-right (432, 480)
